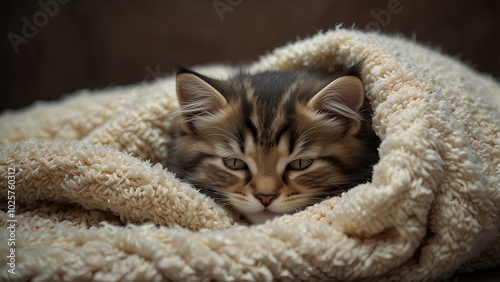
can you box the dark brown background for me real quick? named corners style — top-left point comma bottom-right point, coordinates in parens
top-left (2, 0), bottom-right (499, 112)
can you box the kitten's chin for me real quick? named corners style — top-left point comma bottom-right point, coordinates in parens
top-left (245, 210), bottom-right (281, 224)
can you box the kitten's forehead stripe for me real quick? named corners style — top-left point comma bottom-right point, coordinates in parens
top-left (273, 123), bottom-right (290, 146)
top-left (244, 118), bottom-right (258, 144)
top-left (249, 71), bottom-right (297, 103)
top-left (236, 130), bottom-right (245, 153)
top-left (240, 71), bottom-right (305, 147)
top-left (239, 91), bottom-right (258, 145)
top-left (268, 85), bottom-right (295, 146)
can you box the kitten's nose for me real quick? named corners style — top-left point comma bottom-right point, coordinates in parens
top-left (254, 193), bottom-right (277, 207)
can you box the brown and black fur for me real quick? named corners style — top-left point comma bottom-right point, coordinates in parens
top-left (168, 61), bottom-right (379, 224)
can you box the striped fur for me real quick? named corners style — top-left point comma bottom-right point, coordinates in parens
top-left (168, 62), bottom-right (379, 224)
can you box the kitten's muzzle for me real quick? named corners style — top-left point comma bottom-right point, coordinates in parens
top-left (254, 193), bottom-right (277, 207)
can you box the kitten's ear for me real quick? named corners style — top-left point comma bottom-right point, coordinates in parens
top-left (307, 75), bottom-right (365, 132)
top-left (175, 72), bottom-right (227, 129)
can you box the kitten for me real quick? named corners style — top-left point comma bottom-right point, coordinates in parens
top-left (167, 61), bottom-right (379, 224)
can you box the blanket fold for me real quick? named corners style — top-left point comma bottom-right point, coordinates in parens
top-left (1, 28), bottom-right (499, 281)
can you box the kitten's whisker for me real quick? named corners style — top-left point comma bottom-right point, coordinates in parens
top-left (205, 133), bottom-right (239, 144)
top-left (204, 126), bottom-right (239, 142)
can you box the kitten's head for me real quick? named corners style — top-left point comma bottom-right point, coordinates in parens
top-left (169, 63), bottom-right (378, 224)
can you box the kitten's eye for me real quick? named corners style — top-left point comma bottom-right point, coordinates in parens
top-left (288, 159), bottom-right (313, 170)
top-left (223, 158), bottom-right (247, 170)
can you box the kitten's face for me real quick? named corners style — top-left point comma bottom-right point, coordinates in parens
top-left (169, 64), bottom-right (378, 224)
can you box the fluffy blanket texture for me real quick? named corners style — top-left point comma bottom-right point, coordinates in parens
top-left (1, 29), bottom-right (499, 281)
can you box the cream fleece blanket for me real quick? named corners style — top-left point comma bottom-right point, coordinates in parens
top-left (1, 28), bottom-right (499, 281)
